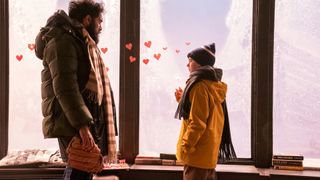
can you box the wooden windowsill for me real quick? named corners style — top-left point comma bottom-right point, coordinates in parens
top-left (129, 164), bottom-right (183, 171)
top-left (1, 164), bottom-right (320, 178)
top-left (268, 168), bottom-right (320, 178)
top-left (127, 164), bottom-right (320, 178)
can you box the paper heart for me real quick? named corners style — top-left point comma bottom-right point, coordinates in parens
top-left (175, 49), bottom-right (180, 54)
top-left (28, 43), bottom-right (35, 51)
top-left (106, 67), bottom-right (109, 71)
top-left (185, 42), bottom-right (191, 46)
top-left (101, 47), bottom-right (108, 54)
top-left (129, 56), bottom-right (136, 63)
top-left (162, 47), bottom-right (168, 50)
top-left (16, 55), bottom-right (23, 61)
top-left (125, 43), bottom-right (133, 50)
top-left (144, 41), bottom-right (152, 48)
top-left (142, 58), bottom-right (149, 64)
top-left (153, 53), bottom-right (161, 60)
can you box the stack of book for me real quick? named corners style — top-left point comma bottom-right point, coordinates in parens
top-left (272, 154), bottom-right (304, 171)
top-left (134, 153), bottom-right (183, 166)
top-left (134, 156), bottom-right (162, 165)
top-left (160, 153), bottom-right (183, 166)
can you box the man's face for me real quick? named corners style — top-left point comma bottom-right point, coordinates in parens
top-left (87, 15), bottom-right (103, 43)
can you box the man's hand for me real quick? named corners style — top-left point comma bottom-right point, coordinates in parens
top-left (175, 87), bottom-right (183, 102)
top-left (79, 126), bottom-right (95, 150)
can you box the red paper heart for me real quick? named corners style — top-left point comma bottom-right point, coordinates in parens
top-left (163, 47), bottom-right (168, 50)
top-left (129, 56), bottom-right (136, 63)
top-left (185, 42), bottom-right (191, 46)
top-left (144, 41), bottom-right (152, 48)
top-left (28, 44), bottom-right (35, 51)
top-left (16, 55), bottom-right (23, 61)
top-left (143, 58), bottom-right (149, 64)
top-left (154, 53), bottom-right (161, 60)
top-left (101, 47), bottom-right (108, 54)
top-left (175, 49), bottom-right (180, 54)
top-left (125, 43), bottom-right (133, 50)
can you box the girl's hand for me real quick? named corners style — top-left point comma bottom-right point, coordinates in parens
top-left (175, 87), bottom-right (183, 102)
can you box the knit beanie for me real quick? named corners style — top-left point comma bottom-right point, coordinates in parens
top-left (187, 43), bottom-right (216, 66)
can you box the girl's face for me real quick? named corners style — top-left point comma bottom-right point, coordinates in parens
top-left (187, 58), bottom-right (201, 73)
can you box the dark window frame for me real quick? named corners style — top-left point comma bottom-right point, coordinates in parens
top-left (0, 0), bottom-right (274, 168)
top-left (0, 0), bottom-right (9, 160)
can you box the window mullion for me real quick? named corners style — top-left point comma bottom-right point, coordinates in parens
top-left (251, 0), bottom-right (275, 168)
top-left (119, 0), bottom-right (140, 164)
top-left (0, 0), bottom-right (9, 159)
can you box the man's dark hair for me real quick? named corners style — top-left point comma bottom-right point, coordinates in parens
top-left (69, 0), bottom-right (104, 22)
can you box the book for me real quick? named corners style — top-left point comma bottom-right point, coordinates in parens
top-left (273, 165), bottom-right (304, 171)
top-left (272, 155), bottom-right (304, 161)
top-left (135, 155), bottom-right (160, 159)
top-left (134, 157), bottom-right (162, 165)
top-left (159, 153), bottom-right (177, 160)
top-left (161, 159), bottom-right (176, 166)
top-left (134, 157), bottom-right (183, 166)
top-left (175, 160), bottom-right (184, 166)
top-left (272, 159), bottom-right (303, 167)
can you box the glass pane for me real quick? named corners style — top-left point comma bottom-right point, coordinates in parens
top-left (140, 0), bottom-right (252, 158)
top-left (274, 0), bottom-right (320, 164)
top-left (9, 0), bottom-right (120, 150)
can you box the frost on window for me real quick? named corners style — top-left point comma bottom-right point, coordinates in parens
top-left (139, 0), bottom-right (252, 158)
top-left (274, 0), bottom-right (320, 160)
top-left (9, 0), bottom-right (119, 150)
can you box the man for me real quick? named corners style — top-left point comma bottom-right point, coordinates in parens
top-left (35, 0), bottom-right (117, 179)
top-left (175, 43), bottom-right (235, 180)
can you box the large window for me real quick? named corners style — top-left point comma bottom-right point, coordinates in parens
top-left (139, 0), bottom-right (253, 158)
top-left (273, 0), bottom-right (320, 163)
top-left (1, 0), bottom-right (282, 168)
top-left (8, 0), bottom-right (120, 150)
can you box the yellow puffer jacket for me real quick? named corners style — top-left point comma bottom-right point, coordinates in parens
top-left (176, 80), bottom-right (227, 169)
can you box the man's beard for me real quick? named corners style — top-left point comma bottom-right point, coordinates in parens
top-left (87, 22), bottom-right (100, 44)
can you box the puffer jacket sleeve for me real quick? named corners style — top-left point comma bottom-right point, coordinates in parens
top-left (44, 33), bottom-right (93, 129)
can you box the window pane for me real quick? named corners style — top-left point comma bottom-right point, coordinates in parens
top-left (274, 0), bottom-right (320, 162)
top-left (9, 0), bottom-right (120, 150)
top-left (140, 0), bottom-right (252, 158)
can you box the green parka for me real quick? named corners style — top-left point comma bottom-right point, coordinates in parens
top-left (35, 10), bottom-right (93, 138)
